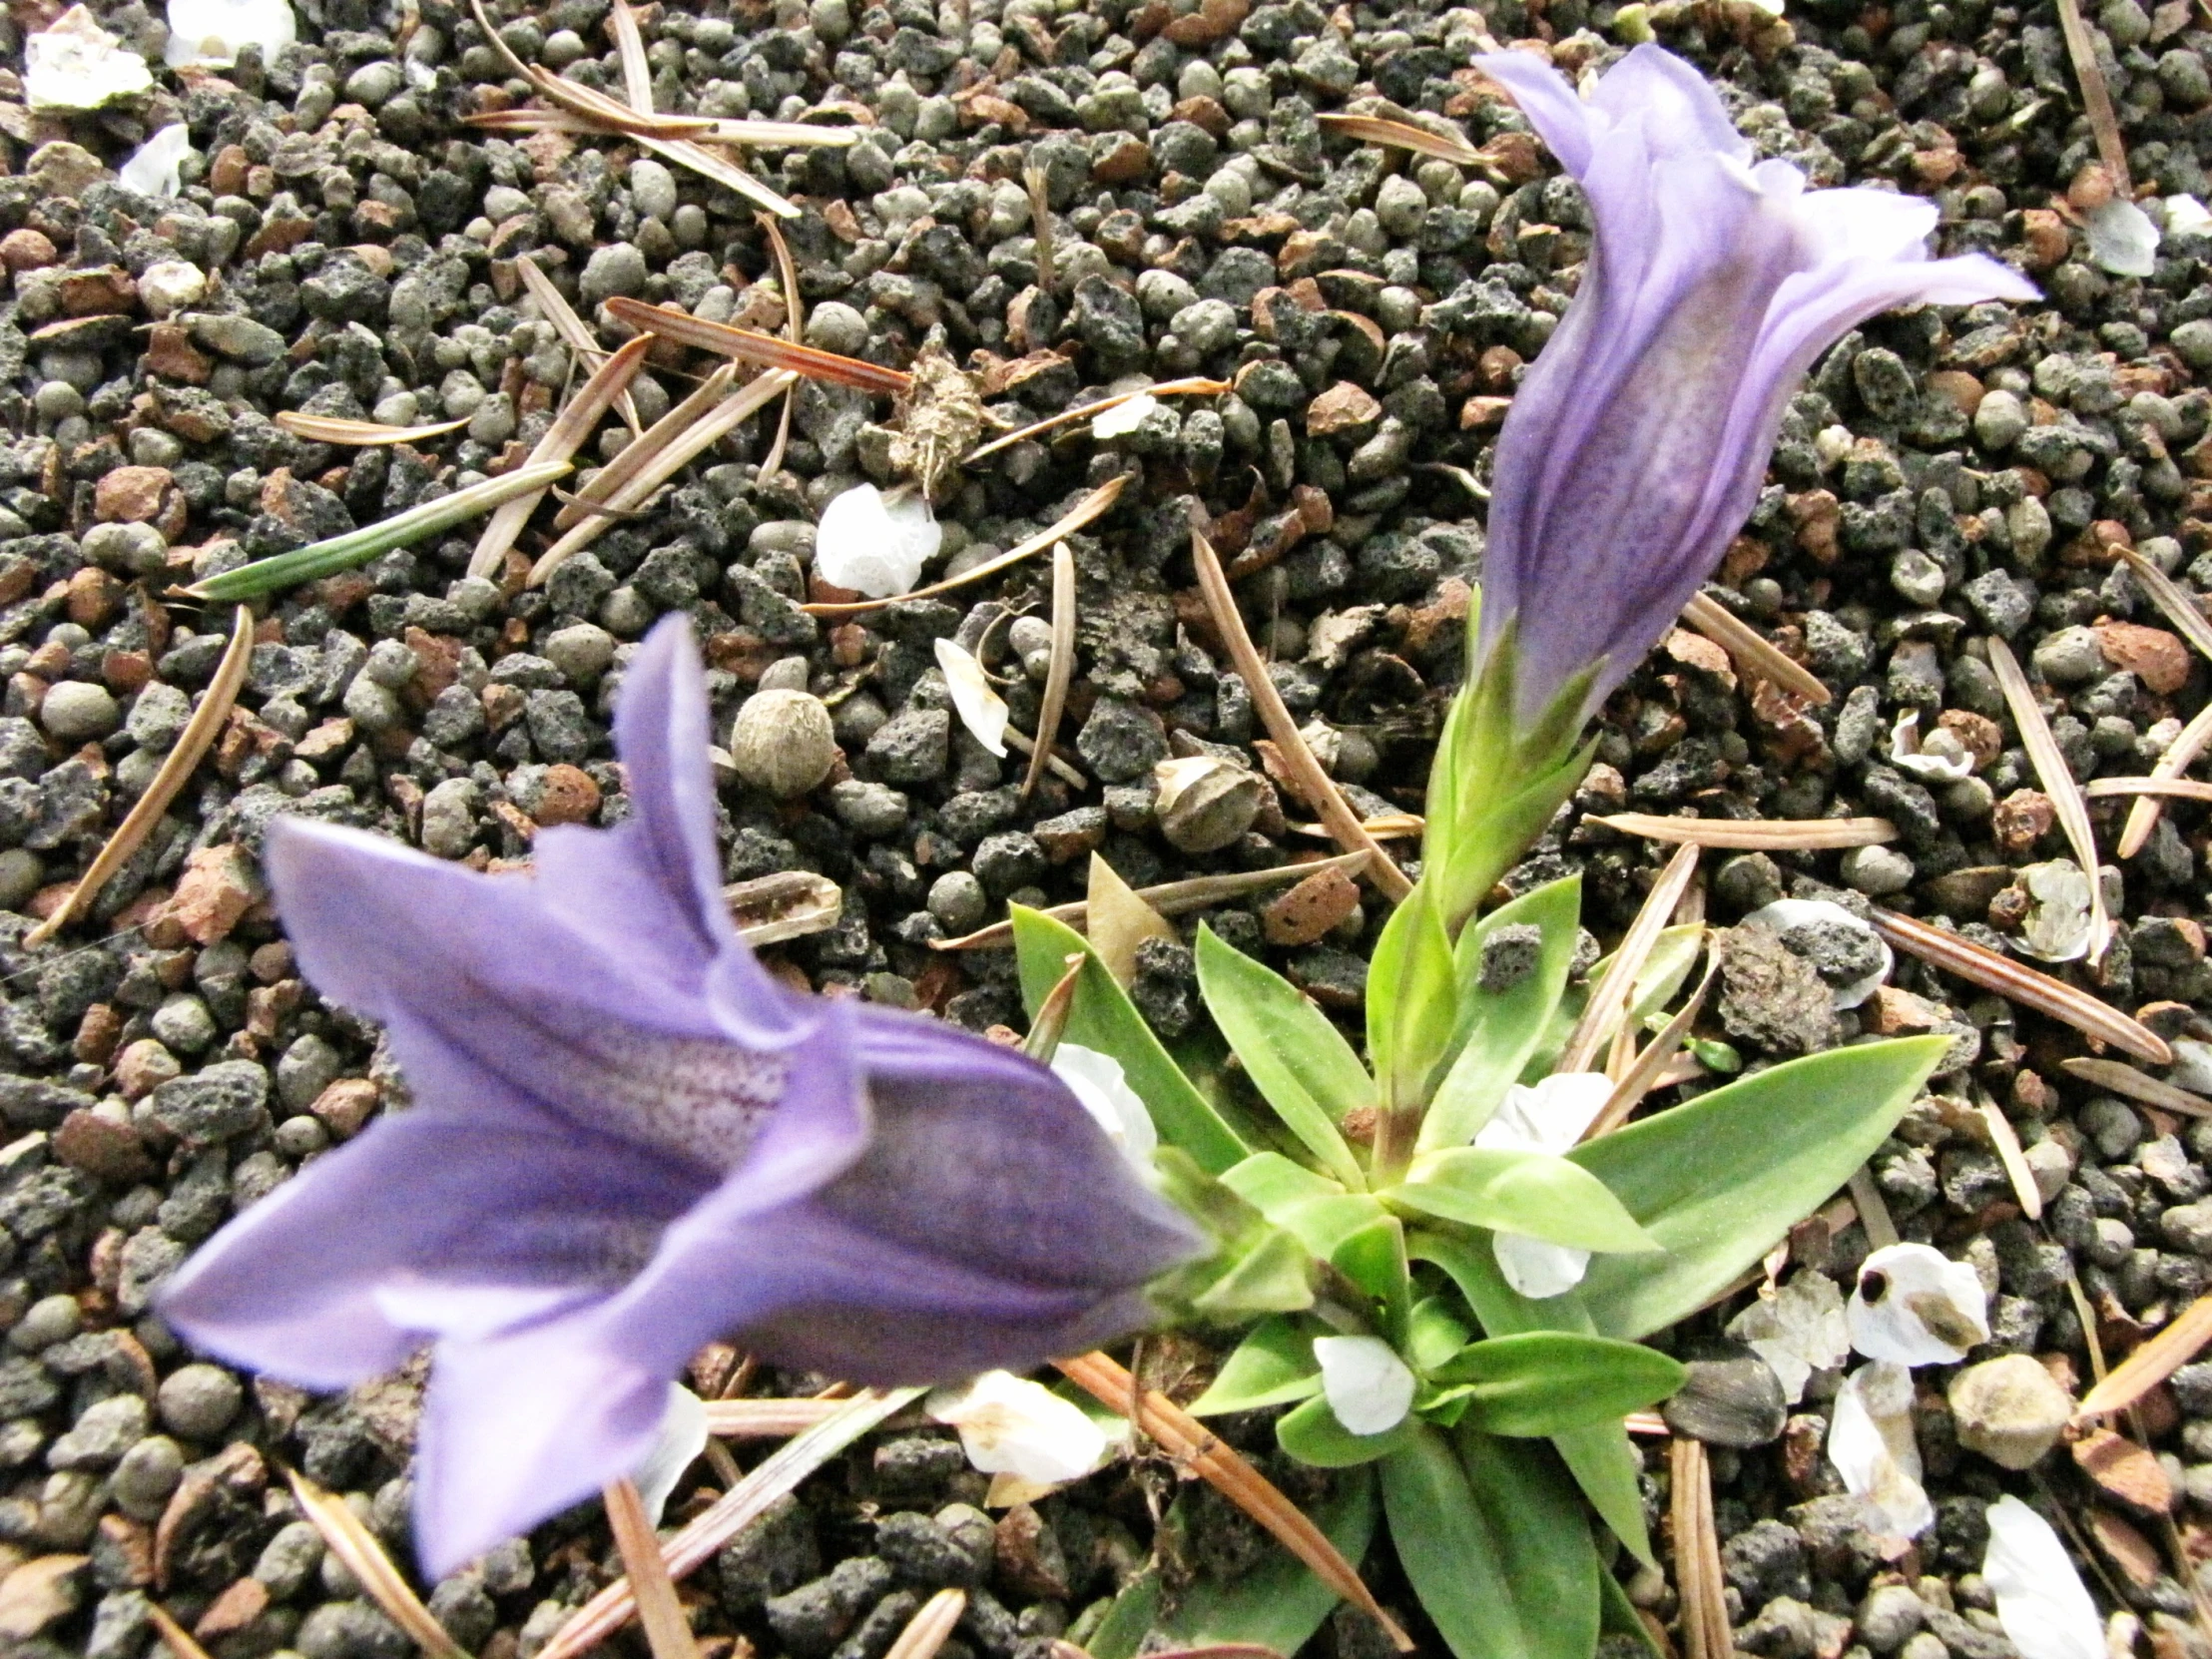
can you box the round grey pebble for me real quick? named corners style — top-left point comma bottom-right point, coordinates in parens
top-left (731, 690), bottom-right (838, 799)
top-left (1661, 1356), bottom-right (1788, 1446)
top-left (580, 243), bottom-right (650, 305)
top-left (157, 1362), bottom-right (245, 1439)
top-left (1839, 844), bottom-right (1916, 897)
top-left (111, 1434), bottom-right (184, 1520)
top-left (40, 681), bottom-right (120, 742)
top-left (805, 301), bottom-right (869, 357)
top-left (0, 849), bottom-right (41, 911)
top-left (544, 623), bottom-right (616, 683)
top-left (7, 1294), bottom-right (81, 1354)
top-left (927, 870), bottom-right (988, 933)
top-left (628, 158), bottom-right (679, 222)
top-left (298, 1598), bottom-right (410, 1659)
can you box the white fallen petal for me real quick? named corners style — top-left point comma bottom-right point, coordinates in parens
top-left (1741, 898), bottom-right (1893, 1011)
top-left (1729, 1271), bottom-right (1852, 1403)
top-left (1050, 1043), bottom-right (1157, 1168)
top-left (1091, 392), bottom-right (1159, 440)
top-left (926, 1372), bottom-right (1109, 1486)
top-left (165, 0), bottom-right (295, 67)
top-left (1829, 1361), bottom-right (1933, 1542)
top-left (631, 1383), bottom-right (709, 1525)
top-left (1849, 1243), bottom-right (1989, 1367)
top-left (2166, 195), bottom-right (2212, 236)
top-left (120, 124), bottom-right (192, 200)
top-left (2018, 859), bottom-right (2094, 964)
top-left (1473, 1071), bottom-right (1615, 1157)
top-left (1314, 1335), bottom-right (1417, 1436)
top-left (25, 6), bottom-right (153, 110)
top-left (814, 483), bottom-right (941, 599)
top-left (2086, 196), bottom-right (2159, 277)
top-left (934, 637), bottom-right (1009, 758)
top-left (1888, 711), bottom-right (1974, 784)
top-left (1492, 1231), bottom-right (1593, 1300)
top-left (1984, 1495), bottom-right (2104, 1659)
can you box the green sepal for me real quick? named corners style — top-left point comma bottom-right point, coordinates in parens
top-left (1196, 924), bottom-right (1371, 1190)
top-left (1277, 1392), bottom-right (1418, 1466)
top-left (1012, 904), bottom-right (1249, 1173)
top-left (1419, 873), bottom-right (1586, 1151)
top-left (1569, 1036), bottom-right (1948, 1340)
top-left (1148, 1148), bottom-right (1318, 1319)
top-left (1393, 1147), bottom-right (1658, 1255)
top-left (1330, 1215), bottom-right (1413, 1345)
top-left (1188, 1316), bottom-right (1324, 1415)
top-left (1407, 1296), bottom-right (1474, 1372)
top-left (1427, 1332), bottom-right (1685, 1436)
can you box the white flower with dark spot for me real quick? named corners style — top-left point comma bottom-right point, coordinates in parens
top-left (1848, 1243), bottom-right (1988, 1367)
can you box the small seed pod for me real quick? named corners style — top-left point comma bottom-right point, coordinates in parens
top-left (730, 688), bottom-right (837, 799)
top-left (1153, 756), bottom-right (1264, 854)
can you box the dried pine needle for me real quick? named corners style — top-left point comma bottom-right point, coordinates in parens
top-left (1872, 908), bottom-right (2170, 1064)
top-left (882, 1589), bottom-right (968, 1659)
top-left (931, 850), bottom-right (1372, 949)
top-left (1315, 111), bottom-right (1485, 167)
top-left (274, 411), bottom-right (470, 445)
top-left (604, 1477), bottom-right (701, 1659)
top-left (1594, 814), bottom-right (1894, 850)
top-left (290, 1469), bottom-right (471, 1659)
top-left (146, 1604), bottom-right (218, 1659)
top-left (966, 377), bottom-right (1231, 462)
top-left (1557, 842), bottom-right (1701, 1075)
top-left (2060, 1055), bottom-right (2212, 1117)
top-left (2052, 0), bottom-right (2133, 188)
top-left (1975, 1088), bottom-right (2043, 1221)
top-left (551, 363), bottom-right (737, 533)
top-left (1986, 636), bottom-right (2111, 965)
top-left (517, 254), bottom-right (644, 435)
top-left (2090, 775), bottom-right (2212, 805)
top-left (1678, 592), bottom-right (1832, 705)
top-left (1020, 539), bottom-right (1076, 804)
top-left (1192, 530), bottom-right (1410, 900)
top-left (469, 333), bottom-right (653, 579)
top-left (2116, 699), bottom-right (2212, 857)
top-left (1670, 1438), bottom-right (1731, 1659)
top-left (757, 211), bottom-right (804, 481)
top-left (1057, 1353), bottom-right (1411, 1651)
top-left (704, 1398), bottom-right (848, 1436)
top-left (2075, 1291), bottom-right (2212, 1422)
top-left (2117, 545), bottom-right (2212, 662)
top-left (26, 605), bottom-right (254, 947)
top-left (607, 296), bottom-right (912, 394)
top-left (538, 1390), bottom-right (922, 1659)
top-left (609, 0), bottom-right (653, 114)
top-left (805, 477), bottom-right (1128, 617)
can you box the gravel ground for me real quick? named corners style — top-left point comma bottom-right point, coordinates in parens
top-left (0, 0), bottom-right (2211, 1654)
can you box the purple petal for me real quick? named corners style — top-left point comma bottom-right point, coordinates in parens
top-left (1471, 45), bottom-right (2037, 723)
top-left (158, 1106), bottom-right (705, 1390)
top-left (415, 1309), bottom-right (670, 1577)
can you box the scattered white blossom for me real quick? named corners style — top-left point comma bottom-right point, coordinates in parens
top-left (2085, 196), bottom-right (2159, 278)
top-left (1848, 1243), bottom-right (1988, 1367)
top-left (1829, 1361), bottom-right (1933, 1543)
top-left (165, 0), bottom-right (295, 67)
top-left (2166, 195), bottom-right (2212, 236)
top-left (926, 1372), bottom-right (1110, 1487)
top-left (1473, 1072), bottom-right (1614, 1299)
top-left (1888, 711), bottom-right (1973, 783)
top-left (1314, 1335), bottom-right (1417, 1436)
top-left (1050, 1044), bottom-right (1157, 1168)
top-left (25, 6), bottom-right (153, 110)
top-left (120, 124), bottom-right (192, 199)
top-left (1728, 1272), bottom-right (1851, 1402)
top-left (1091, 393), bottom-right (1160, 440)
top-left (814, 484), bottom-right (941, 598)
top-left (933, 638), bottom-right (1009, 758)
top-left (2018, 859), bottom-right (2094, 964)
top-left (632, 1383), bottom-right (709, 1525)
top-left (1984, 1495), bottom-right (2104, 1659)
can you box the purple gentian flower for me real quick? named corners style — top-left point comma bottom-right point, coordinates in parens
top-left (160, 617), bottom-right (1199, 1576)
top-left (1473, 43), bottom-right (2037, 724)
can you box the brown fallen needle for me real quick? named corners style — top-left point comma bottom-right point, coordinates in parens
top-left (2075, 1290), bottom-right (2212, 1422)
top-left (1056, 1352), bottom-right (1411, 1651)
top-left (1594, 813), bottom-right (1893, 850)
top-left (604, 1476), bottom-right (701, 1659)
top-left (1191, 529), bottom-right (1409, 901)
top-left (606, 295), bottom-right (913, 395)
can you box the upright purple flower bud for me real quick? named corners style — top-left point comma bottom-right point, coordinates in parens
top-left (160, 617), bottom-right (1199, 1577)
top-left (1473, 43), bottom-right (2036, 725)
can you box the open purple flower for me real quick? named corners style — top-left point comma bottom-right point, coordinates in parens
top-left (1473, 43), bottom-right (2036, 725)
top-left (160, 617), bottom-right (1199, 1576)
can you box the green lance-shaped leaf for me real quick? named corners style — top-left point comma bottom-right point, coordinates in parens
top-left (1393, 1147), bottom-right (1658, 1255)
top-left (1382, 1422), bottom-right (1600, 1659)
top-left (1189, 1315), bottom-right (1324, 1414)
top-left (1428, 1332), bottom-right (1686, 1437)
top-left (1012, 904), bottom-right (1249, 1174)
top-left (184, 462), bottom-right (573, 600)
top-left (1278, 1391), bottom-right (1418, 1466)
top-left (1569, 1036), bottom-right (1949, 1340)
top-left (1411, 1227), bottom-right (1654, 1566)
top-left (1196, 924), bottom-right (1371, 1189)
top-left (1420, 873), bottom-right (1586, 1152)
top-left (1366, 879), bottom-right (1456, 1180)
